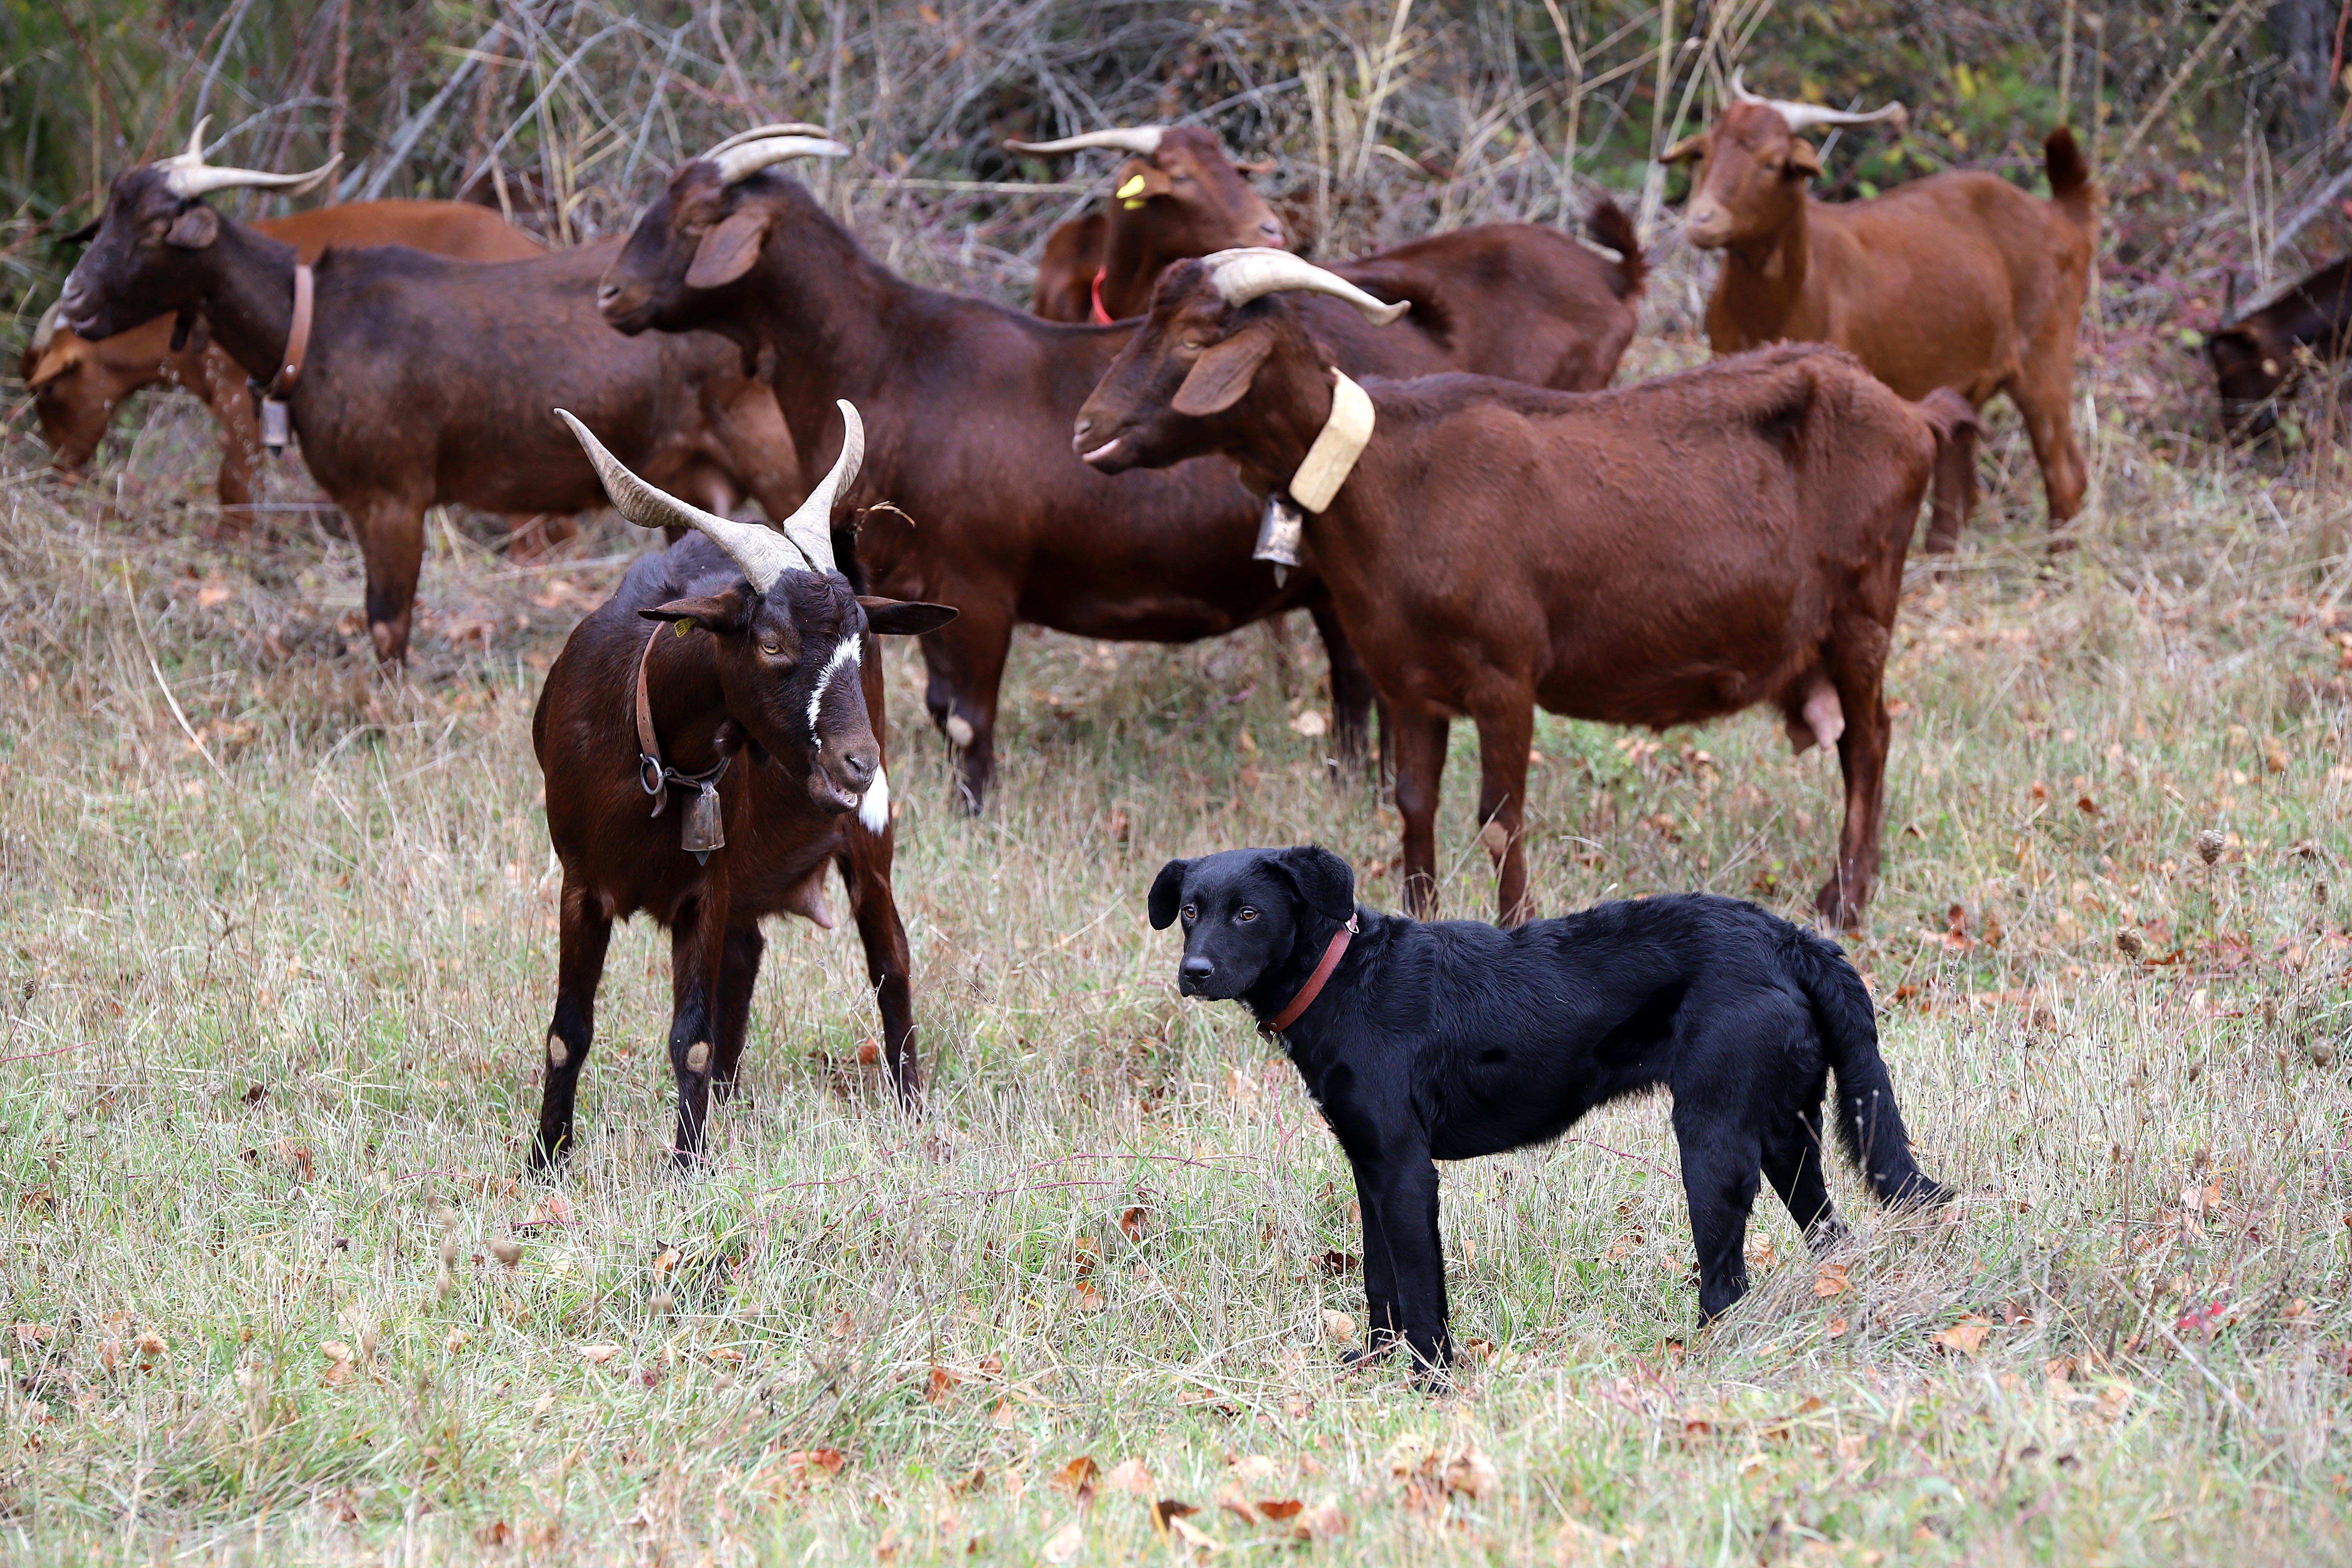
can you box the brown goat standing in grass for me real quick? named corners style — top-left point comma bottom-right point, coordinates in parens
top-left (23, 198), bottom-right (542, 520)
top-left (1666, 76), bottom-right (2093, 552)
top-left (1014, 122), bottom-right (1646, 392)
top-left (1074, 252), bottom-right (1975, 926)
top-left (54, 133), bottom-right (808, 662)
top-left (532, 401), bottom-right (955, 1168)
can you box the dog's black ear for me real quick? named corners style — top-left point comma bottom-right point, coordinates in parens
top-left (1147, 859), bottom-right (1194, 929)
top-left (1271, 844), bottom-right (1355, 921)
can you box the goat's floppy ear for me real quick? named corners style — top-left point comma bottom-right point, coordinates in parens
top-left (1147, 859), bottom-right (1195, 929)
top-left (24, 342), bottom-right (85, 392)
top-left (639, 589), bottom-right (750, 636)
top-left (1661, 132), bottom-right (1710, 165)
top-left (858, 595), bottom-right (959, 636)
top-left (166, 205), bottom-right (220, 250)
top-left (686, 210), bottom-right (771, 290)
top-left (1173, 321), bottom-right (1277, 416)
top-left (1271, 844), bottom-right (1355, 922)
top-left (1784, 138), bottom-right (1823, 178)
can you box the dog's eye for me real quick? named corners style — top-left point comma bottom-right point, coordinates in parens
top-left (1236, 907), bottom-right (1257, 922)
top-left (1181, 904), bottom-right (1196, 923)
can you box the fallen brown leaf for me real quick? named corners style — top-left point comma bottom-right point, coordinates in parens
top-left (1932, 1317), bottom-right (1993, 1357)
top-left (1105, 1458), bottom-right (1153, 1495)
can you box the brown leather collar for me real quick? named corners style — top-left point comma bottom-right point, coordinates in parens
top-left (265, 262), bottom-right (314, 397)
top-left (634, 622), bottom-right (730, 818)
top-left (1265, 913), bottom-right (1359, 1034)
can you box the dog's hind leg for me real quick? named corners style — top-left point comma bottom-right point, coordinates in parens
top-left (1674, 1108), bottom-right (1761, 1324)
top-left (1761, 1102), bottom-right (1847, 1253)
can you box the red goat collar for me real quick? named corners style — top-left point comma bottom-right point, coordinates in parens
top-left (265, 263), bottom-right (314, 397)
top-left (1264, 913), bottom-right (1359, 1034)
top-left (1089, 267), bottom-right (1115, 326)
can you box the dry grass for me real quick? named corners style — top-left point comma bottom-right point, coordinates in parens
top-left (4, 176), bottom-right (2352, 1567)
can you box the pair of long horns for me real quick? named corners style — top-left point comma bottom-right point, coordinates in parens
top-left (157, 117), bottom-right (341, 200)
top-left (1004, 127), bottom-right (1166, 159)
top-left (698, 124), bottom-right (849, 185)
top-left (554, 401), bottom-right (865, 591)
top-left (1728, 69), bottom-right (1905, 134)
top-left (1196, 249), bottom-right (1409, 326)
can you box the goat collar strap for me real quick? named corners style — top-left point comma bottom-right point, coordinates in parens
top-left (265, 262), bottom-right (314, 397)
top-left (1089, 267), bottom-right (1115, 326)
top-left (1288, 369), bottom-right (1373, 513)
top-left (1264, 913), bottom-right (1359, 1034)
top-left (633, 623), bottom-right (731, 819)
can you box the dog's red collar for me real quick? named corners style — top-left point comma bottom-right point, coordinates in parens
top-left (1265, 913), bottom-right (1358, 1033)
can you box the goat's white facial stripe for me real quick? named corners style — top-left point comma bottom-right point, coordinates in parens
top-left (805, 634), bottom-right (862, 744)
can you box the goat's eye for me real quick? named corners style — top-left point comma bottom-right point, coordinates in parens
top-left (761, 641), bottom-right (782, 656)
top-left (1236, 907), bottom-right (1258, 922)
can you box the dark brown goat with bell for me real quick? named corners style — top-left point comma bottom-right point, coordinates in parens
top-left (531, 399), bottom-right (953, 1168)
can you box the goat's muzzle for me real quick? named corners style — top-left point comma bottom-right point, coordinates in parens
top-left (1684, 201), bottom-right (1732, 249)
top-left (808, 742), bottom-right (880, 815)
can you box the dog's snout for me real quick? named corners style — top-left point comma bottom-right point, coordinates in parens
top-left (1179, 955), bottom-right (1215, 989)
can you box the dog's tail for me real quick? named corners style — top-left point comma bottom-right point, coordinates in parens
top-left (1787, 929), bottom-right (1951, 1209)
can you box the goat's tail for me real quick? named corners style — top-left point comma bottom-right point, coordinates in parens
top-left (2044, 127), bottom-right (2096, 231)
top-left (1787, 928), bottom-right (1951, 1210)
top-left (1586, 196), bottom-right (1647, 301)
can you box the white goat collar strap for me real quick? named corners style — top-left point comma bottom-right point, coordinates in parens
top-left (1287, 368), bottom-right (1373, 514)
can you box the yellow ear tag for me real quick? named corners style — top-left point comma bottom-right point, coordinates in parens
top-left (1116, 174), bottom-right (1148, 200)
top-left (675, 619), bottom-right (693, 637)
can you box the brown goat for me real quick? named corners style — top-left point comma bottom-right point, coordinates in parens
top-left (1014, 123), bottom-right (1646, 392)
top-left (1666, 80), bottom-right (2092, 551)
top-left (23, 199), bottom-right (542, 521)
top-left (1011, 127), bottom-right (1284, 323)
top-left (533, 402), bottom-right (954, 1167)
top-left (2207, 256), bottom-right (2352, 437)
top-left (57, 141), bottom-right (808, 662)
top-left (1075, 252), bottom-right (1976, 926)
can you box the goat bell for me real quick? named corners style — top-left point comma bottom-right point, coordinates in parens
top-left (1254, 492), bottom-right (1305, 586)
top-left (680, 780), bottom-right (727, 864)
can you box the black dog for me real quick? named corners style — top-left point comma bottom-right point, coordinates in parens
top-left (1148, 845), bottom-right (1949, 1374)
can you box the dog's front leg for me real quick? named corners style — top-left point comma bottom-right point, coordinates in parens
top-left (1346, 1156), bottom-right (1404, 1364)
top-left (1361, 1152), bottom-right (1452, 1380)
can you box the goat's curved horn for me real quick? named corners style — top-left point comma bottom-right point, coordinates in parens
top-left (1004, 127), bottom-right (1167, 158)
top-left (1198, 248), bottom-right (1409, 326)
top-left (30, 301), bottom-right (62, 354)
top-left (1727, 70), bottom-right (1905, 135)
top-left (775, 400), bottom-right (864, 577)
top-left (554, 408), bottom-right (810, 590)
top-left (156, 116), bottom-right (342, 201)
top-left (706, 133), bottom-right (849, 186)
top-left (702, 122), bottom-right (835, 159)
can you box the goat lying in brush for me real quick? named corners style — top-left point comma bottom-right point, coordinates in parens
top-left (1666, 75), bottom-right (2093, 551)
top-left (531, 400), bottom-right (953, 1168)
top-left (55, 127), bottom-right (805, 662)
top-left (1075, 251), bottom-right (1975, 926)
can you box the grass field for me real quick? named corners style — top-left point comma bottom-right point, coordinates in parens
top-left (4, 287), bottom-right (2352, 1563)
